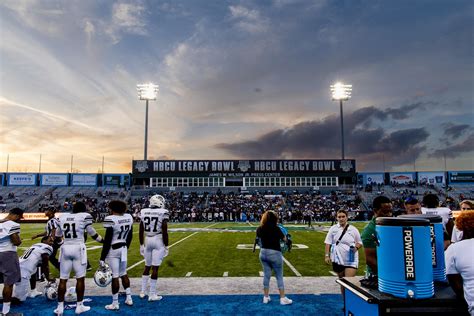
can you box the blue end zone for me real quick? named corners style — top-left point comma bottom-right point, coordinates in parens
top-left (12, 294), bottom-right (343, 315)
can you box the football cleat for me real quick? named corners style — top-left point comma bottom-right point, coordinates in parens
top-left (29, 289), bottom-right (43, 298)
top-left (263, 296), bottom-right (271, 304)
top-left (105, 303), bottom-right (120, 310)
top-left (139, 292), bottom-right (147, 299)
top-left (149, 195), bottom-right (165, 208)
top-left (148, 294), bottom-right (163, 301)
top-left (124, 298), bottom-right (133, 306)
top-left (75, 304), bottom-right (91, 314)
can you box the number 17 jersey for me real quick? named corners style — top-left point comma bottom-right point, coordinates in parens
top-left (140, 208), bottom-right (169, 237)
top-left (103, 214), bottom-right (133, 245)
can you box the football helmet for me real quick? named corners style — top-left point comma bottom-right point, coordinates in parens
top-left (149, 194), bottom-right (165, 208)
top-left (65, 286), bottom-right (77, 303)
top-left (44, 281), bottom-right (58, 301)
top-left (94, 262), bottom-right (113, 287)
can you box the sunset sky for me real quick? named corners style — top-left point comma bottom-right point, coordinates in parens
top-left (1, 0), bottom-right (472, 173)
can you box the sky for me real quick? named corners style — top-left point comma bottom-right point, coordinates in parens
top-left (0, 0), bottom-right (473, 173)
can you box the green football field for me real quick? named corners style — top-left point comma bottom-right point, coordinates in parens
top-left (18, 221), bottom-right (368, 278)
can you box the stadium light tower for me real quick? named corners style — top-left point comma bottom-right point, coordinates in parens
top-left (331, 82), bottom-right (352, 159)
top-left (137, 83), bottom-right (159, 160)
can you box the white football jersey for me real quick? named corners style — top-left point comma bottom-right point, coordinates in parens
top-left (19, 242), bottom-right (53, 276)
top-left (0, 220), bottom-right (20, 252)
top-left (421, 207), bottom-right (452, 228)
top-left (140, 208), bottom-right (169, 236)
top-left (103, 214), bottom-right (133, 245)
top-left (57, 212), bottom-right (94, 245)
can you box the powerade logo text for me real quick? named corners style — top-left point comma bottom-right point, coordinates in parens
top-left (403, 227), bottom-right (416, 280)
top-left (430, 225), bottom-right (437, 267)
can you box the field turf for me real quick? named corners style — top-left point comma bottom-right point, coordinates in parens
top-left (18, 221), bottom-right (368, 278)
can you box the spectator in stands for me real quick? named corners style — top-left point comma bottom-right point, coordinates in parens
top-left (404, 197), bottom-right (422, 215)
top-left (422, 193), bottom-right (455, 239)
top-left (324, 209), bottom-right (362, 291)
top-left (445, 210), bottom-right (474, 315)
top-left (0, 208), bottom-right (23, 315)
top-left (361, 196), bottom-right (392, 279)
top-left (256, 211), bottom-right (292, 305)
top-left (451, 200), bottom-right (474, 244)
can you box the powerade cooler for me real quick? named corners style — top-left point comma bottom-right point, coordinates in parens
top-left (376, 217), bottom-right (434, 299)
top-left (399, 214), bottom-right (446, 282)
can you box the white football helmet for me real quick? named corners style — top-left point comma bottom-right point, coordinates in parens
top-left (44, 281), bottom-right (58, 301)
top-left (94, 263), bottom-right (113, 287)
top-left (149, 194), bottom-right (165, 208)
top-left (65, 287), bottom-right (77, 303)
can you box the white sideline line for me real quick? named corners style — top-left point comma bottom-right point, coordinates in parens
top-left (185, 272), bottom-right (192, 277)
top-left (223, 271), bottom-right (228, 277)
top-left (282, 257), bottom-right (302, 277)
top-left (126, 223), bottom-right (218, 271)
top-left (259, 271), bottom-right (264, 277)
top-left (329, 271), bottom-right (338, 276)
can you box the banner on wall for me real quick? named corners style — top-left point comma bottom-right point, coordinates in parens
top-left (41, 174), bottom-right (68, 186)
top-left (0, 213), bottom-right (64, 222)
top-left (418, 172), bottom-right (445, 185)
top-left (8, 174), bottom-right (37, 186)
top-left (71, 174), bottom-right (97, 186)
top-left (364, 173), bottom-right (385, 185)
top-left (103, 174), bottom-right (123, 186)
top-left (449, 171), bottom-right (474, 183)
top-left (390, 173), bottom-right (415, 184)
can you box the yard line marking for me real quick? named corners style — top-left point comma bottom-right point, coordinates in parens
top-left (282, 257), bottom-right (302, 277)
top-left (126, 222), bottom-right (218, 271)
top-left (223, 271), bottom-right (228, 277)
top-left (329, 271), bottom-right (338, 276)
top-left (185, 272), bottom-right (192, 277)
top-left (247, 222), bottom-right (253, 227)
top-left (259, 271), bottom-right (264, 277)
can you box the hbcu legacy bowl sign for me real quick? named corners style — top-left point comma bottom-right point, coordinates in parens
top-left (133, 159), bottom-right (355, 177)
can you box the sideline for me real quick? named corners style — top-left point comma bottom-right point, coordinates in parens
top-left (126, 222), bottom-right (218, 271)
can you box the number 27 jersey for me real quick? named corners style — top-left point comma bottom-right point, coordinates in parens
top-left (140, 208), bottom-right (169, 237)
top-left (103, 214), bottom-right (133, 245)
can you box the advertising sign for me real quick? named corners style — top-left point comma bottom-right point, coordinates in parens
top-left (71, 174), bottom-right (97, 186)
top-left (133, 159), bottom-right (356, 178)
top-left (41, 174), bottom-right (68, 186)
top-left (364, 173), bottom-right (385, 185)
top-left (8, 173), bottom-right (37, 186)
top-left (0, 213), bottom-right (64, 222)
top-left (103, 174), bottom-right (122, 186)
top-left (390, 173), bottom-right (415, 184)
top-left (449, 171), bottom-right (474, 184)
top-left (418, 172), bottom-right (445, 185)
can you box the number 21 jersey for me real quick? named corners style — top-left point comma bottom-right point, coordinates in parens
top-left (58, 212), bottom-right (93, 245)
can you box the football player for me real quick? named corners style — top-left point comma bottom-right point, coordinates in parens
top-left (139, 194), bottom-right (169, 301)
top-left (99, 200), bottom-right (134, 310)
top-left (54, 201), bottom-right (103, 316)
top-left (13, 236), bottom-right (55, 303)
top-left (31, 207), bottom-right (61, 270)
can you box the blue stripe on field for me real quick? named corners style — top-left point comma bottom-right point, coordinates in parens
top-left (11, 294), bottom-right (343, 315)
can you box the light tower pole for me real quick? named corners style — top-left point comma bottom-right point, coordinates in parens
top-left (331, 82), bottom-right (352, 159)
top-left (137, 83), bottom-right (159, 160)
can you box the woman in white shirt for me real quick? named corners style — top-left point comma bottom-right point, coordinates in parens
top-left (324, 209), bottom-right (362, 280)
top-left (445, 210), bottom-right (474, 316)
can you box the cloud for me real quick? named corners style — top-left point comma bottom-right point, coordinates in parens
top-left (229, 5), bottom-right (269, 34)
top-left (106, 1), bottom-right (148, 44)
top-left (216, 103), bottom-right (430, 166)
top-left (432, 133), bottom-right (474, 158)
top-left (442, 123), bottom-right (471, 139)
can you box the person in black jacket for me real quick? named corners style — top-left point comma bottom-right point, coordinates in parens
top-left (256, 210), bottom-right (292, 305)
